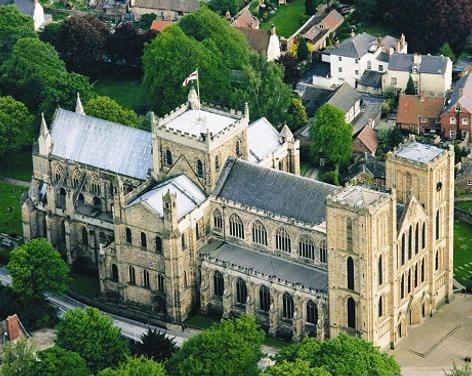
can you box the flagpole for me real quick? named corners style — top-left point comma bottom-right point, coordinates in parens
top-left (196, 68), bottom-right (201, 120)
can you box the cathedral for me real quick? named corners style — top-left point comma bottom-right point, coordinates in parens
top-left (22, 89), bottom-right (454, 349)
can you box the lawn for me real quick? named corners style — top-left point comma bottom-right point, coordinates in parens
top-left (69, 272), bottom-right (100, 298)
top-left (94, 76), bottom-right (144, 112)
top-left (455, 201), bottom-right (472, 213)
top-left (453, 219), bottom-right (472, 288)
top-left (0, 147), bottom-right (33, 182)
top-left (261, 0), bottom-right (309, 38)
top-left (0, 181), bottom-right (27, 237)
top-left (185, 314), bottom-right (218, 330)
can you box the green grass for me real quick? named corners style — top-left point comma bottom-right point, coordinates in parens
top-left (0, 148), bottom-right (33, 182)
top-left (261, 0), bottom-right (309, 38)
top-left (94, 76), bottom-right (143, 112)
top-left (456, 201), bottom-right (472, 213)
top-left (453, 220), bottom-right (472, 288)
top-left (184, 314), bottom-right (218, 329)
top-left (0, 182), bottom-right (27, 237)
top-left (69, 272), bottom-right (100, 298)
top-left (264, 336), bottom-right (290, 349)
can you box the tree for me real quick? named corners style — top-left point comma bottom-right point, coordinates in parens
top-left (286, 96), bottom-right (308, 131)
top-left (0, 338), bottom-right (37, 376)
top-left (84, 96), bottom-right (138, 127)
top-left (138, 13), bottom-right (157, 30)
top-left (39, 22), bottom-right (61, 47)
top-left (33, 346), bottom-right (89, 376)
top-left (55, 15), bottom-right (110, 77)
top-left (98, 356), bottom-right (167, 376)
top-left (297, 37), bottom-right (309, 62)
top-left (444, 363), bottom-right (472, 376)
top-left (167, 315), bottom-right (265, 376)
top-left (137, 328), bottom-right (177, 362)
top-left (305, 0), bottom-right (316, 15)
top-left (264, 359), bottom-right (330, 376)
top-left (7, 238), bottom-right (70, 300)
top-left (439, 42), bottom-right (456, 62)
top-left (0, 5), bottom-right (36, 65)
top-left (55, 307), bottom-right (129, 373)
top-left (405, 75), bottom-right (416, 95)
top-left (309, 104), bottom-right (352, 169)
top-left (276, 54), bottom-right (300, 86)
top-left (209, 0), bottom-right (245, 15)
top-left (276, 334), bottom-right (401, 376)
top-left (465, 33), bottom-right (472, 54)
top-left (0, 96), bottom-right (34, 155)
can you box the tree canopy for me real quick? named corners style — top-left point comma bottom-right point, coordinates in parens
top-left (439, 42), bottom-right (456, 62)
top-left (264, 359), bottom-right (330, 376)
top-left (275, 334), bottom-right (401, 376)
top-left (84, 96), bottom-right (138, 127)
top-left (309, 103), bottom-right (352, 168)
top-left (33, 346), bottom-right (89, 376)
top-left (0, 338), bottom-right (37, 376)
top-left (166, 315), bottom-right (265, 376)
top-left (7, 238), bottom-right (70, 300)
top-left (305, 0), bottom-right (317, 16)
top-left (137, 328), bottom-right (178, 362)
top-left (405, 75), bottom-right (416, 95)
top-left (297, 37), bottom-right (309, 62)
top-left (98, 356), bottom-right (167, 376)
top-left (209, 0), bottom-right (245, 15)
top-left (55, 307), bottom-right (129, 373)
top-left (0, 96), bottom-right (34, 156)
top-left (0, 5), bottom-right (36, 65)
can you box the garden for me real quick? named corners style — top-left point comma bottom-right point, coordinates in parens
top-left (260, 0), bottom-right (309, 38)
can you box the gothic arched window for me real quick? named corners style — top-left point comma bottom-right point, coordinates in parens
top-left (91, 175), bottom-right (101, 195)
top-left (306, 300), bottom-right (318, 324)
top-left (141, 232), bottom-right (147, 248)
top-left (275, 227), bottom-right (291, 253)
top-left (236, 140), bottom-right (241, 156)
top-left (436, 210), bottom-right (440, 240)
top-left (400, 274), bottom-right (405, 299)
top-left (347, 297), bottom-right (356, 329)
top-left (125, 228), bottom-right (132, 244)
top-left (346, 218), bottom-right (353, 251)
top-left (72, 170), bottom-right (81, 188)
top-left (282, 292), bottom-right (294, 319)
top-left (252, 221), bottom-right (267, 246)
top-left (319, 240), bottom-right (327, 263)
top-left (235, 278), bottom-right (247, 304)
top-left (435, 250), bottom-right (439, 271)
top-left (422, 222), bottom-right (426, 249)
top-left (92, 196), bottom-right (102, 210)
top-left (421, 258), bottom-right (425, 282)
top-left (157, 274), bottom-right (165, 292)
top-left (213, 271), bottom-right (224, 297)
top-left (401, 233), bottom-right (405, 265)
top-left (81, 226), bottom-right (88, 246)
top-left (129, 266), bottom-right (136, 284)
top-left (259, 285), bottom-right (270, 312)
top-left (378, 296), bottom-right (383, 317)
top-left (378, 255), bottom-right (383, 286)
top-left (213, 209), bottom-right (223, 230)
top-left (229, 214), bottom-right (244, 239)
top-left (143, 269), bottom-right (150, 288)
top-left (408, 225), bottom-right (412, 259)
top-left (415, 223), bottom-right (419, 254)
top-left (215, 155), bottom-right (220, 171)
top-left (78, 193), bottom-right (84, 206)
top-left (347, 257), bottom-right (354, 290)
top-left (155, 236), bottom-right (162, 253)
top-left (165, 149), bottom-right (173, 165)
top-left (196, 159), bottom-right (204, 177)
top-left (298, 235), bottom-right (315, 260)
top-left (111, 264), bottom-right (119, 282)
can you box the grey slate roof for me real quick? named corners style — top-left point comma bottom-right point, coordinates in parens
top-left (299, 84), bottom-right (333, 117)
top-left (0, 0), bottom-right (34, 15)
top-left (213, 158), bottom-right (338, 225)
top-left (132, 0), bottom-right (199, 11)
top-left (394, 141), bottom-right (445, 163)
top-left (389, 53), bottom-right (449, 74)
top-left (324, 32), bottom-right (376, 58)
top-left (50, 109), bottom-right (152, 180)
top-left (443, 74), bottom-right (472, 114)
top-left (200, 240), bottom-right (328, 292)
top-left (358, 70), bottom-right (383, 89)
top-left (327, 82), bottom-right (360, 113)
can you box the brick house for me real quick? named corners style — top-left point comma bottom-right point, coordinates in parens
top-left (396, 95), bottom-right (444, 135)
top-left (440, 74), bottom-right (472, 140)
top-left (0, 314), bottom-right (28, 356)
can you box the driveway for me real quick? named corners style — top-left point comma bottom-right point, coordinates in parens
top-left (391, 294), bottom-right (472, 375)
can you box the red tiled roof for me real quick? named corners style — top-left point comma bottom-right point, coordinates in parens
top-left (321, 9), bottom-right (344, 30)
top-left (231, 8), bottom-right (259, 29)
top-left (356, 125), bottom-right (378, 154)
top-left (150, 20), bottom-right (172, 32)
top-left (397, 95), bottom-right (444, 126)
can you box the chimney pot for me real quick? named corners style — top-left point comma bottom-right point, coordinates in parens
top-left (6, 315), bottom-right (21, 341)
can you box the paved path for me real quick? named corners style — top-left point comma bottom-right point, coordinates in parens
top-left (0, 175), bottom-right (29, 188)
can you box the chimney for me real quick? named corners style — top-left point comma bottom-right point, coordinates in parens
top-left (270, 24), bottom-right (276, 36)
top-left (460, 88), bottom-right (464, 97)
top-left (335, 39), bottom-right (340, 48)
top-left (376, 36), bottom-right (382, 47)
top-left (6, 315), bottom-right (21, 341)
top-left (350, 29), bottom-right (355, 38)
top-left (413, 53), bottom-right (422, 65)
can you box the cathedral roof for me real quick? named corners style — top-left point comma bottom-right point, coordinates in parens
top-left (394, 141), bottom-right (445, 163)
top-left (50, 109), bottom-right (152, 180)
top-left (213, 158), bottom-right (337, 225)
top-left (247, 117), bottom-right (282, 163)
top-left (330, 185), bottom-right (388, 209)
top-left (127, 175), bottom-right (206, 219)
top-left (200, 240), bottom-right (328, 292)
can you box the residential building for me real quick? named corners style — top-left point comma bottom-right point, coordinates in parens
top-left (456, 157), bottom-right (472, 194)
top-left (396, 95), bottom-right (445, 135)
top-left (0, 315), bottom-right (28, 356)
top-left (235, 25), bottom-right (281, 62)
top-left (382, 53), bottom-right (452, 97)
top-left (440, 73), bottom-right (472, 140)
top-left (23, 88), bottom-right (454, 349)
top-left (230, 7), bottom-right (259, 29)
top-left (150, 19), bottom-right (172, 33)
top-left (129, 0), bottom-right (200, 20)
top-left (0, 0), bottom-right (51, 30)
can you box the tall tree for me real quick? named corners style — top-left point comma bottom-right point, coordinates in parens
top-left (84, 96), bottom-right (138, 127)
top-left (309, 104), bottom-right (352, 169)
top-left (276, 54), bottom-right (301, 86)
top-left (297, 37), bottom-right (309, 62)
top-left (7, 238), bottom-right (71, 300)
top-left (55, 307), bottom-right (129, 373)
top-left (0, 338), bottom-right (37, 376)
top-left (167, 315), bottom-right (265, 376)
top-left (55, 15), bottom-right (110, 77)
top-left (405, 75), bottom-right (416, 95)
top-left (208, 0), bottom-right (245, 15)
top-left (39, 22), bottom-right (61, 47)
top-left (439, 42), bottom-right (455, 62)
top-left (264, 359), bottom-right (330, 376)
top-left (286, 96), bottom-right (308, 131)
top-left (305, 0), bottom-right (316, 16)
top-left (0, 96), bottom-right (34, 155)
top-left (33, 346), bottom-right (89, 376)
top-left (276, 334), bottom-right (401, 376)
top-left (0, 5), bottom-right (36, 65)
top-left (138, 13), bottom-right (156, 30)
top-left (137, 328), bottom-right (178, 362)
top-left (98, 356), bottom-right (167, 376)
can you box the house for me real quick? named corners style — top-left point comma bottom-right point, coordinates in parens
top-left (129, 0), bottom-right (200, 20)
top-left (382, 53), bottom-right (452, 97)
top-left (440, 73), bottom-right (472, 140)
top-left (396, 95), bottom-right (444, 135)
top-left (231, 7), bottom-right (259, 29)
top-left (236, 25), bottom-right (281, 62)
top-left (456, 157), bottom-right (472, 193)
top-left (0, 315), bottom-right (28, 355)
top-left (150, 19), bottom-right (172, 32)
top-left (0, 0), bottom-right (51, 31)
top-left (347, 154), bottom-right (385, 186)
top-left (287, 8), bottom-right (344, 52)
top-left (352, 124), bottom-right (378, 155)
top-left (313, 32), bottom-right (407, 89)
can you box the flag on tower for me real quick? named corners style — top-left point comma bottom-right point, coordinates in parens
top-left (182, 70), bottom-right (198, 86)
